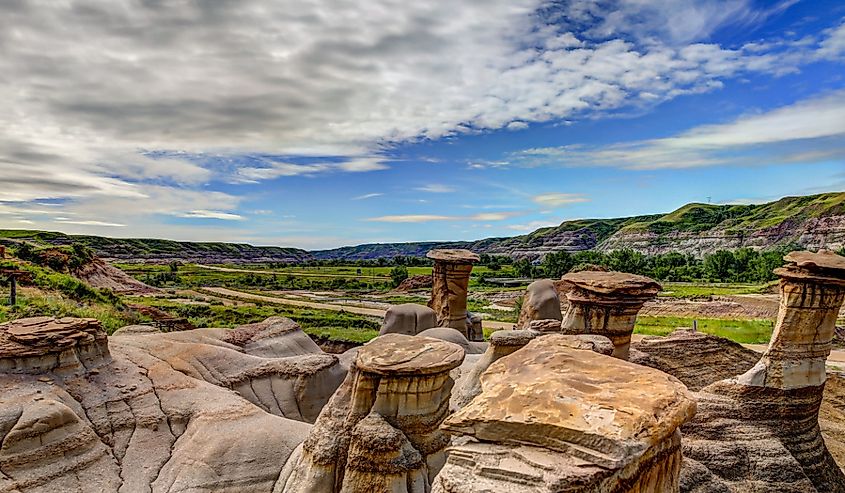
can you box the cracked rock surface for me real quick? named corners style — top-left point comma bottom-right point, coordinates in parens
top-left (0, 316), bottom-right (346, 493)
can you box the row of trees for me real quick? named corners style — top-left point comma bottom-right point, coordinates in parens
top-left (517, 245), bottom-right (825, 283)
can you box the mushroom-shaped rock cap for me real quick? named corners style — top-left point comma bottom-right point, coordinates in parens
top-left (442, 334), bottom-right (695, 470)
top-left (356, 333), bottom-right (465, 375)
top-left (426, 249), bottom-right (480, 263)
top-left (560, 270), bottom-right (661, 296)
top-left (776, 250), bottom-right (845, 280)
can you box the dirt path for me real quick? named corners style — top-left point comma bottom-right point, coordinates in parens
top-left (201, 287), bottom-right (845, 363)
top-left (195, 264), bottom-right (387, 280)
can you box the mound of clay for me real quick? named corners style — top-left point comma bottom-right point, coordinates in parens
top-left (393, 274), bottom-right (432, 292)
top-left (73, 257), bottom-right (159, 294)
top-left (631, 329), bottom-right (760, 391)
top-left (0, 316), bottom-right (346, 492)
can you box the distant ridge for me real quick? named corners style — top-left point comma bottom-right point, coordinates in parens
top-left (2, 191), bottom-right (843, 262)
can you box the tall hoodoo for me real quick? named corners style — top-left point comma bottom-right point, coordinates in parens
top-left (436, 334), bottom-right (696, 493)
top-left (736, 250), bottom-right (845, 389)
top-left (280, 333), bottom-right (464, 493)
top-left (559, 271), bottom-right (661, 359)
top-left (517, 279), bottom-right (563, 329)
top-left (426, 249), bottom-right (480, 339)
top-left (680, 250), bottom-right (845, 492)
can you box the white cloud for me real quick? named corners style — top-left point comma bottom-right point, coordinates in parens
top-left (532, 193), bottom-right (591, 207)
top-left (55, 219), bottom-right (126, 227)
top-left (507, 220), bottom-right (560, 231)
top-left (179, 210), bottom-right (244, 221)
top-left (352, 193), bottom-right (384, 200)
top-left (508, 90), bottom-right (845, 170)
top-left (367, 211), bottom-right (522, 223)
top-left (415, 184), bottom-right (457, 193)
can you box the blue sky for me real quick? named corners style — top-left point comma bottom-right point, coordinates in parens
top-left (1, 0), bottom-right (844, 249)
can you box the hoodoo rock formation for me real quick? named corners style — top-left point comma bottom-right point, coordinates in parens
top-left (436, 334), bottom-right (697, 493)
top-left (427, 249), bottom-right (480, 340)
top-left (280, 333), bottom-right (464, 493)
top-left (679, 250), bottom-right (845, 492)
top-left (559, 270), bottom-right (662, 359)
top-left (516, 279), bottom-right (562, 329)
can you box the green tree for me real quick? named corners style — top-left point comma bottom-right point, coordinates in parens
top-left (513, 258), bottom-right (534, 278)
top-left (704, 250), bottom-right (735, 281)
top-left (390, 265), bottom-right (409, 287)
top-left (541, 251), bottom-right (575, 279)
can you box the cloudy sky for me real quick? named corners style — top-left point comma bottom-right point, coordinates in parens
top-left (1, 0), bottom-right (844, 249)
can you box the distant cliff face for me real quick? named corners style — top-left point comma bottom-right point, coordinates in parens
top-left (598, 214), bottom-right (845, 256)
top-left (312, 192), bottom-right (845, 260)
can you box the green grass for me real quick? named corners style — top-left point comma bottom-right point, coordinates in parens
top-left (0, 290), bottom-right (141, 333)
top-left (634, 315), bottom-right (774, 344)
top-left (128, 295), bottom-right (382, 342)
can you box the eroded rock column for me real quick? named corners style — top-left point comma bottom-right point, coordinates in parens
top-left (680, 250), bottom-right (845, 492)
top-left (279, 333), bottom-right (464, 493)
top-left (427, 249), bottom-right (479, 337)
top-left (517, 279), bottom-right (563, 328)
top-left (559, 271), bottom-right (661, 359)
top-left (736, 250), bottom-right (845, 389)
top-left (436, 333), bottom-right (696, 493)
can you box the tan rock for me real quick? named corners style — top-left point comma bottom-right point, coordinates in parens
top-left (559, 270), bottom-right (661, 359)
top-left (379, 303), bottom-right (438, 337)
top-left (517, 279), bottom-right (562, 328)
top-left (437, 333), bottom-right (696, 492)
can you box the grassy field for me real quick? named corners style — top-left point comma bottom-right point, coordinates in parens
top-left (634, 315), bottom-right (774, 344)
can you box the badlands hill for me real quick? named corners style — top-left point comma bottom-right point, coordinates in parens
top-left (2, 191), bottom-right (843, 262)
top-left (314, 191), bottom-right (845, 259)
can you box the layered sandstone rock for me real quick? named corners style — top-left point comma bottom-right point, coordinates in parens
top-left (516, 279), bottom-right (562, 328)
top-left (280, 333), bottom-right (464, 493)
top-left (559, 271), bottom-right (661, 359)
top-left (427, 249), bottom-right (479, 339)
top-left (379, 303), bottom-right (438, 336)
top-left (0, 316), bottom-right (343, 493)
top-left (436, 334), bottom-right (696, 492)
top-left (451, 330), bottom-right (614, 410)
top-left (680, 250), bottom-right (845, 492)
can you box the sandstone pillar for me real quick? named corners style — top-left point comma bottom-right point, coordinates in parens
top-left (427, 249), bottom-right (479, 337)
top-left (736, 250), bottom-right (845, 389)
top-left (559, 271), bottom-right (661, 359)
top-left (436, 334), bottom-right (696, 493)
top-left (280, 333), bottom-right (464, 493)
top-left (679, 250), bottom-right (845, 492)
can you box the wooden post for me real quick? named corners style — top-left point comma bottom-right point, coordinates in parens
top-left (9, 275), bottom-right (16, 306)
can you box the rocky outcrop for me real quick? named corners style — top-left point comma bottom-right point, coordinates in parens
top-left (0, 316), bottom-right (344, 493)
top-left (280, 333), bottom-right (464, 493)
top-left (393, 275), bottom-right (433, 292)
top-left (679, 250), bottom-right (845, 492)
top-left (559, 271), bottom-right (661, 359)
top-left (436, 334), bottom-right (697, 492)
top-left (427, 249), bottom-right (480, 339)
top-left (73, 257), bottom-right (159, 295)
top-left (379, 303), bottom-right (437, 336)
top-left (516, 279), bottom-right (562, 328)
